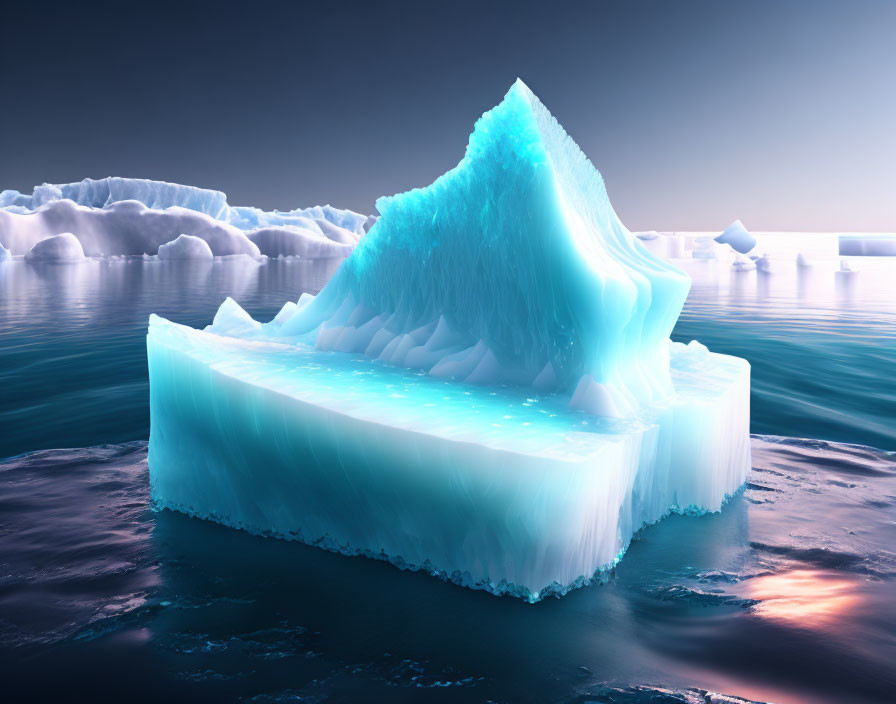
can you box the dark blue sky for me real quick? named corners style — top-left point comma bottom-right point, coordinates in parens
top-left (2, 1), bottom-right (894, 231)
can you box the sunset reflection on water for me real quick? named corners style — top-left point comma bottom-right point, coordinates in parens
top-left (746, 569), bottom-right (861, 629)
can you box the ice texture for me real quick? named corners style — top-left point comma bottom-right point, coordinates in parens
top-left (715, 220), bottom-right (756, 254)
top-left (0, 239), bottom-right (9, 261)
top-left (148, 318), bottom-right (750, 601)
top-left (157, 234), bottom-right (214, 260)
top-left (148, 80), bottom-right (752, 599)
top-left (254, 81), bottom-right (692, 417)
top-left (0, 177), bottom-right (367, 259)
top-left (248, 226), bottom-right (354, 259)
top-left (24, 233), bottom-right (85, 262)
top-left (0, 177), bottom-right (368, 234)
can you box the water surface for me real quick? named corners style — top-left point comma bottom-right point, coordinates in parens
top-left (1, 251), bottom-right (894, 703)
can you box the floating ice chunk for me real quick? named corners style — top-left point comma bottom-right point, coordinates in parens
top-left (148, 81), bottom-right (751, 599)
top-left (755, 253), bottom-right (774, 272)
top-left (148, 317), bottom-right (751, 601)
top-left (157, 234), bottom-right (214, 260)
top-left (24, 233), bottom-right (85, 262)
top-left (715, 219), bottom-right (756, 254)
top-left (732, 254), bottom-right (756, 271)
top-left (0, 240), bottom-right (9, 261)
top-left (796, 252), bottom-right (813, 268)
top-left (838, 234), bottom-right (896, 256)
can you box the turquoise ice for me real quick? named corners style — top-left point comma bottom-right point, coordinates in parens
top-left (148, 80), bottom-right (751, 600)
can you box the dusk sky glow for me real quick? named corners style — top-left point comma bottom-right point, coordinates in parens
top-left (2, 0), bottom-right (894, 231)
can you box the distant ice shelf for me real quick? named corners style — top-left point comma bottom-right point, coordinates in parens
top-left (147, 80), bottom-right (752, 600)
top-left (0, 177), bottom-right (369, 260)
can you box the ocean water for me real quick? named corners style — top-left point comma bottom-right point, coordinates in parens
top-left (1, 252), bottom-right (895, 703)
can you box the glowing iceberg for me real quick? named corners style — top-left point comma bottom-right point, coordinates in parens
top-left (148, 80), bottom-right (751, 600)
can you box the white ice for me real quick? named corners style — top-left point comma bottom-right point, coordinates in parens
top-left (157, 234), bottom-right (214, 260)
top-left (24, 233), bottom-right (86, 262)
top-left (0, 177), bottom-right (368, 260)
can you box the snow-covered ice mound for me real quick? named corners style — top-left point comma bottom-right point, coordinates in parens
top-left (148, 80), bottom-right (751, 600)
top-left (24, 233), bottom-right (86, 262)
top-left (157, 234), bottom-right (214, 260)
top-left (0, 177), bottom-right (367, 259)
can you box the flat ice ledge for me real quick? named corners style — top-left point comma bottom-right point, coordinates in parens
top-left (147, 316), bottom-right (751, 601)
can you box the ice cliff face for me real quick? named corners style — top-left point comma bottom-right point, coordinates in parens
top-left (255, 80), bottom-right (690, 415)
top-left (0, 177), bottom-right (369, 259)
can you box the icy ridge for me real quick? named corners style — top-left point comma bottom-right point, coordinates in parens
top-left (0, 177), bottom-right (369, 234)
top-left (0, 178), bottom-right (368, 259)
top-left (214, 80), bottom-right (690, 417)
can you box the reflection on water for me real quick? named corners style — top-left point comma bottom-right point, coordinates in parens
top-left (0, 437), bottom-right (893, 703)
top-left (746, 570), bottom-right (860, 628)
top-left (1, 246), bottom-right (895, 703)
top-left (0, 258), bottom-right (341, 459)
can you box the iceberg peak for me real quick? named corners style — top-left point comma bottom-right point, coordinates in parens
top-left (236, 81), bottom-right (692, 416)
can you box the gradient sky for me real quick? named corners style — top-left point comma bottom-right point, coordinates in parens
top-left (2, 0), bottom-right (894, 231)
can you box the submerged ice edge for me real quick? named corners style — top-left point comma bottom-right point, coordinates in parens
top-left (150, 483), bottom-right (749, 604)
top-left (147, 316), bottom-right (750, 599)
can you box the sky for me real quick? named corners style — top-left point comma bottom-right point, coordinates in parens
top-left (1, 0), bottom-right (894, 231)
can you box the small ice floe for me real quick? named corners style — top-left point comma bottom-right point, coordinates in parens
top-left (732, 254), bottom-right (756, 271)
top-left (158, 234), bottom-right (214, 260)
top-left (835, 259), bottom-right (858, 278)
top-left (24, 233), bottom-right (86, 262)
top-left (755, 254), bottom-right (773, 273)
top-left (796, 252), bottom-right (813, 268)
top-left (0, 239), bottom-right (10, 261)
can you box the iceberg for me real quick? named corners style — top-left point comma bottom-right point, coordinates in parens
top-left (0, 176), bottom-right (369, 234)
top-left (0, 177), bottom-right (368, 259)
top-left (148, 80), bottom-right (751, 600)
top-left (838, 234), bottom-right (896, 257)
top-left (715, 219), bottom-right (756, 254)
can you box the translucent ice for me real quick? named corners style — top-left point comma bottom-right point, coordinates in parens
top-left (148, 81), bottom-right (751, 600)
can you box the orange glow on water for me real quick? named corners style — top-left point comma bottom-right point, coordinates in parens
top-left (746, 570), bottom-right (860, 628)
